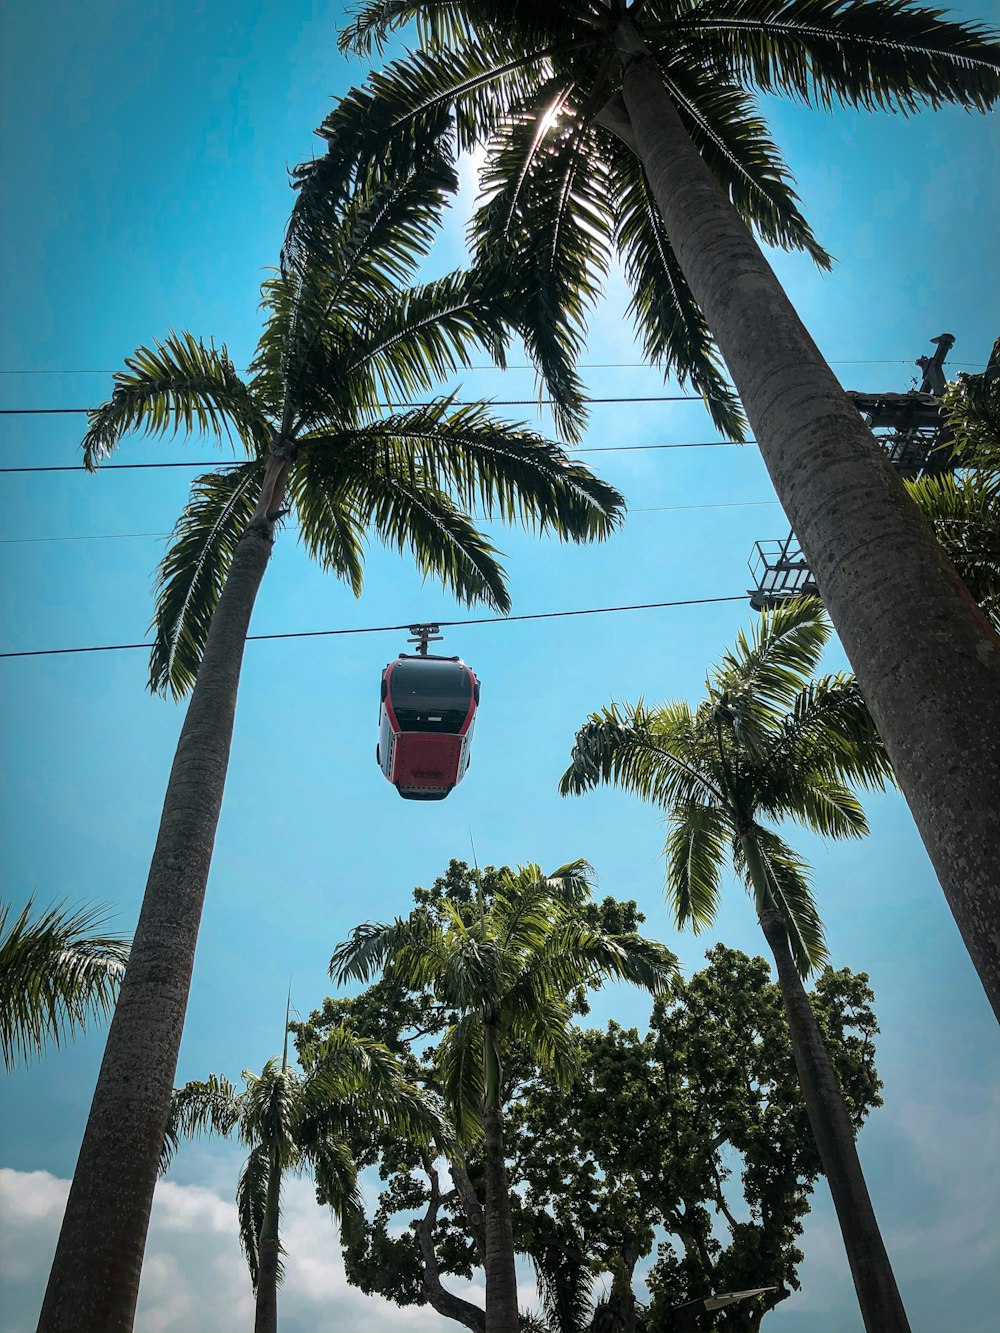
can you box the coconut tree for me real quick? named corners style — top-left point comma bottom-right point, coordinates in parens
top-left (38, 156), bottom-right (624, 1333)
top-left (289, 0), bottom-right (1000, 1023)
top-left (331, 860), bottom-right (677, 1333)
top-left (161, 1019), bottom-right (443, 1333)
top-left (559, 600), bottom-right (905, 1332)
top-left (0, 898), bottom-right (129, 1072)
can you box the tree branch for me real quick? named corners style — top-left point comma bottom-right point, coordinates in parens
top-left (450, 1159), bottom-right (487, 1265)
top-left (415, 1163), bottom-right (485, 1333)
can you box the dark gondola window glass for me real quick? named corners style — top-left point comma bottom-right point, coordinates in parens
top-left (389, 659), bottom-right (473, 733)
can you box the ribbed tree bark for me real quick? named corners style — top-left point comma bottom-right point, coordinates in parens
top-left (752, 885), bottom-right (909, 1332)
top-left (254, 1156), bottom-right (283, 1333)
top-left (480, 1018), bottom-right (518, 1333)
top-left (620, 51), bottom-right (1000, 1023)
top-left (482, 1104), bottom-right (519, 1333)
top-left (38, 499), bottom-right (278, 1333)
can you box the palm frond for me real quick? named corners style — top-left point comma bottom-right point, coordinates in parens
top-left (438, 1011), bottom-right (486, 1142)
top-left (738, 826), bottom-right (828, 974)
top-left (664, 800), bottom-right (732, 931)
top-left (302, 402), bottom-right (624, 542)
top-left (0, 898), bottom-right (129, 1072)
top-left (286, 41), bottom-right (549, 264)
top-left (82, 333), bottom-right (272, 469)
top-left (241, 1061), bottom-right (301, 1169)
top-left (606, 133), bottom-right (746, 440)
top-left (559, 700), bottom-right (724, 808)
top-left (535, 1243), bottom-right (595, 1333)
top-left (472, 92), bottom-right (616, 443)
top-left (355, 461), bottom-right (513, 612)
top-left (160, 1074), bottom-right (243, 1173)
top-left (340, 2), bottom-right (482, 56)
top-left (680, 0), bottom-right (999, 114)
top-left (236, 1144), bottom-right (270, 1289)
top-left (710, 598), bottom-right (829, 711)
top-left (759, 672), bottom-right (895, 796)
top-left (660, 69), bottom-right (832, 268)
top-left (148, 462), bottom-right (267, 698)
top-left (309, 1135), bottom-right (364, 1224)
top-left (335, 270), bottom-right (511, 416)
top-left (288, 452), bottom-right (366, 596)
top-left (907, 473), bottom-right (1000, 629)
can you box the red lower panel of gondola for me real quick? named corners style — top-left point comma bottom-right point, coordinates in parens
top-left (390, 733), bottom-right (465, 800)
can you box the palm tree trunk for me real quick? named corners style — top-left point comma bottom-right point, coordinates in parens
top-left (254, 1156), bottom-right (283, 1333)
top-left (482, 1024), bottom-right (519, 1333)
top-left (619, 51), bottom-right (1000, 1023)
top-left (38, 493), bottom-right (279, 1332)
top-left (482, 1106), bottom-right (519, 1333)
top-left (744, 840), bottom-right (908, 1333)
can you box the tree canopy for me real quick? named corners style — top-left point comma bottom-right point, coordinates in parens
top-left (295, 864), bottom-right (884, 1333)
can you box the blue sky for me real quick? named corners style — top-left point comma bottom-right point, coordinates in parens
top-left (1, 2), bottom-right (998, 1329)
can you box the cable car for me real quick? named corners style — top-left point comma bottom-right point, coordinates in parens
top-left (377, 625), bottom-right (480, 801)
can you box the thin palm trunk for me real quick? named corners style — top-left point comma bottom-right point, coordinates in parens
top-left (38, 484), bottom-right (281, 1333)
top-left (482, 1024), bottom-right (519, 1333)
top-left (255, 1156), bottom-right (283, 1333)
top-left (620, 51), bottom-right (1000, 1022)
top-left (743, 837), bottom-right (909, 1332)
top-left (482, 1106), bottom-right (519, 1333)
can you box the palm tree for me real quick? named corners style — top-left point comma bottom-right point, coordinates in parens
top-left (331, 860), bottom-right (677, 1333)
top-left (0, 898), bottom-right (129, 1071)
top-left (290, 0), bottom-right (1000, 1023)
top-left (907, 473), bottom-right (1000, 630)
top-left (161, 1019), bottom-right (443, 1333)
top-left (38, 157), bottom-right (624, 1333)
top-left (559, 600), bottom-right (905, 1333)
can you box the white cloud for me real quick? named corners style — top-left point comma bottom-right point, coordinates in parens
top-left (0, 1168), bottom-right (491, 1333)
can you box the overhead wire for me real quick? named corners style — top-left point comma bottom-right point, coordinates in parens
top-left (0, 499), bottom-right (782, 546)
top-left (3, 395), bottom-right (705, 417)
top-left (0, 594), bottom-right (750, 660)
top-left (0, 359), bottom-right (986, 375)
top-left (0, 440), bottom-right (753, 475)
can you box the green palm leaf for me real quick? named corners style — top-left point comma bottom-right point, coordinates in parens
top-left (150, 462), bottom-right (266, 698)
top-left (438, 1010), bottom-right (487, 1141)
top-left (679, 0), bottom-right (1000, 113)
top-left (82, 333), bottom-right (272, 469)
top-left (606, 134), bottom-right (746, 439)
top-left (664, 800), bottom-right (732, 931)
top-left (236, 1144), bottom-right (271, 1289)
top-left (0, 898), bottom-right (129, 1072)
top-left (161, 1074), bottom-right (243, 1173)
top-left (908, 473), bottom-right (1000, 629)
top-left (738, 826), bottom-right (828, 974)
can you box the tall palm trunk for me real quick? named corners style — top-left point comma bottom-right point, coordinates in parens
top-left (620, 51), bottom-right (1000, 1022)
top-left (255, 1156), bottom-right (283, 1333)
top-left (742, 836), bottom-right (909, 1332)
top-left (482, 1024), bottom-right (519, 1333)
top-left (38, 481), bottom-right (281, 1333)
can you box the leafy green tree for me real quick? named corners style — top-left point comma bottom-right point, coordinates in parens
top-left (160, 1021), bottom-right (442, 1333)
top-left (944, 336), bottom-right (1000, 478)
top-left (907, 473), bottom-right (1000, 630)
top-left (294, 0), bottom-right (1000, 1028)
top-left (906, 337), bottom-right (1000, 628)
top-left (560, 600), bottom-right (904, 1331)
top-left (0, 898), bottom-right (129, 1072)
top-left (304, 926), bottom-right (884, 1333)
top-left (331, 860), bottom-right (677, 1333)
top-left (39, 164), bottom-right (624, 1333)
top-left (514, 947), bottom-right (884, 1333)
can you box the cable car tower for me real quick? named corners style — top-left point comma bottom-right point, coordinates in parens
top-left (748, 333), bottom-right (957, 610)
